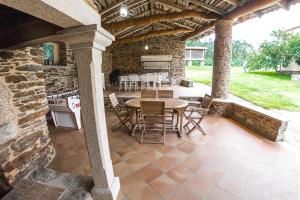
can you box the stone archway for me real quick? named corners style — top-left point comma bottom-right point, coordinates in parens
top-left (0, 80), bottom-right (18, 145)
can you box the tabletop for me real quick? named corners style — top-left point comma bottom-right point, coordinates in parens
top-left (125, 98), bottom-right (188, 109)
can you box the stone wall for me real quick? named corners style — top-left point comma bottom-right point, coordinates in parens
top-left (102, 51), bottom-right (113, 86)
top-left (0, 47), bottom-right (55, 192)
top-left (108, 36), bottom-right (185, 84)
top-left (212, 100), bottom-right (287, 141)
top-left (43, 45), bottom-right (78, 96)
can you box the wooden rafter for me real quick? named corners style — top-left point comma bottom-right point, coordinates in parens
top-left (223, 0), bottom-right (240, 5)
top-left (114, 28), bottom-right (192, 44)
top-left (182, 0), bottom-right (281, 40)
top-left (104, 1), bottom-right (149, 23)
top-left (100, 0), bottom-right (128, 15)
top-left (118, 25), bottom-right (150, 38)
top-left (104, 10), bottom-right (219, 31)
top-left (155, 8), bottom-right (199, 29)
top-left (156, 0), bottom-right (191, 11)
top-left (187, 0), bottom-right (225, 14)
top-left (154, 1), bottom-right (208, 26)
top-left (102, 0), bottom-right (147, 21)
top-left (224, 0), bottom-right (281, 20)
top-left (181, 22), bottom-right (216, 41)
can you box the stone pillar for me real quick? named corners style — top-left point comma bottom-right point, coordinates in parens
top-left (58, 25), bottom-right (119, 200)
top-left (212, 20), bottom-right (233, 99)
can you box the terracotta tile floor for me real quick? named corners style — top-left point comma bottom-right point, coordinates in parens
top-left (48, 111), bottom-right (300, 200)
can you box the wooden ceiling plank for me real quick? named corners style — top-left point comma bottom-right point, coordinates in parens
top-left (187, 0), bottom-right (225, 14)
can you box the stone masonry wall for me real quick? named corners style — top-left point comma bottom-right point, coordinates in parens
top-left (108, 36), bottom-right (185, 84)
top-left (102, 51), bottom-right (113, 86)
top-left (0, 47), bottom-right (55, 190)
top-left (211, 100), bottom-right (287, 142)
top-left (43, 45), bottom-right (78, 96)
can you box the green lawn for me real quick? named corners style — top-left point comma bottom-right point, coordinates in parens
top-left (186, 65), bottom-right (300, 111)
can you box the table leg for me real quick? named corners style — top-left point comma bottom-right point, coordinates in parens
top-left (175, 109), bottom-right (183, 137)
top-left (130, 108), bottom-right (136, 136)
top-left (179, 109), bottom-right (183, 138)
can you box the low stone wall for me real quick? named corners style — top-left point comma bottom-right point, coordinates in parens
top-left (0, 47), bottom-right (55, 192)
top-left (108, 36), bottom-right (185, 84)
top-left (212, 100), bottom-right (287, 141)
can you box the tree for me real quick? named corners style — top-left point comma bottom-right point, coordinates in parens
top-left (186, 39), bottom-right (253, 66)
top-left (232, 40), bottom-right (254, 67)
top-left (246, 30), bottom-right (300, 71)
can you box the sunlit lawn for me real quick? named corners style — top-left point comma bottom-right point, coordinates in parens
top-left (186, 65), bottom-right (300, 111)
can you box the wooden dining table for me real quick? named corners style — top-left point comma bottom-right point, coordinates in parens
top-left (125, 98), bottom-right (189, 137)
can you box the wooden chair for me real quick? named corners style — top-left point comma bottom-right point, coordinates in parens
top-left (108, 93), bottom-right (131, 132)
top-left (141, 89), bottom-right (157, 98)
top-left (140, 101), bottom-right (166, 144)
top-left (157, 89), bottom-right (173, 98)
top-left (157, 89), bottom-right (175, 127)
top-left (184, 94), bottom-right (213, 135)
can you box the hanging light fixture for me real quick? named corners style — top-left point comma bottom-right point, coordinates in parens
top-left (145, 36), bottom-right (149, 50)
top-left (145, 44), bottom-right (149, 50)
top-left (120, 4), bottom-right (128, 17)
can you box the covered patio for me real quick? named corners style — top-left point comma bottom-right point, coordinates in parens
top-left (0, 0), bottom-right (299, 200)
top-left (48, 109), bottom-right (300, 200)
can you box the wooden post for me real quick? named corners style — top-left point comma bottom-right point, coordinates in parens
top-left (212, 20), bottom-right (232, 99)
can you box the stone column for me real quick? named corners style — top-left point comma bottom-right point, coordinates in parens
top-left (58, 25), bottom-right (119, 200)
top-left (212, 20), bottom-right (233, 99)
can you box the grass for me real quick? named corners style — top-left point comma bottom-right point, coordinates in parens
top-left (186, 65), bottom-right (300, 111)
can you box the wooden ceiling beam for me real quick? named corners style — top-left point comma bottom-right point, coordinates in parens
top-left (187, 0), bottom-right (225, 15)
top-left (182, 0), bottom-right (281, 40)
top-left (104, 10), bottom-right (219, 31)
top-left (114, 28), bottom-right (192, 44)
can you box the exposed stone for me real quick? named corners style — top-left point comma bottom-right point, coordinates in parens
top-left (13, 90), bottom-right (35, 98)
top-left (16, 64), bottom-right (43, 72)
top-left (0, 46), bottom-right (53, 189)
top-left (18, 108), bottom-right (49, 125)
top-left (212, 20), bottom-right (233, 99)
top-left (5, 75), bottom-right (27, 83)
top-left (30, 48), bottom-right (43, 57)
top-left (0, 51), bottom-right (13, 59)
top-left (0, 122), bottom-right (18, 145)
top-left (108, 35), bottom-right (185, 84)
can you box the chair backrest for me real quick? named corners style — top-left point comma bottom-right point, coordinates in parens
top-left (141, 89), bottom-right (157, 98)
top-left (157, 90), bottom-right (173, 98)
top-left (141, 101), bottom-right (165, 116)
top-left (108, 93), bottom-right (119, 108)
top-left (201, 94), bottom-right (213, 109)
top-left (119, 76), bottom-right (128, 82)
